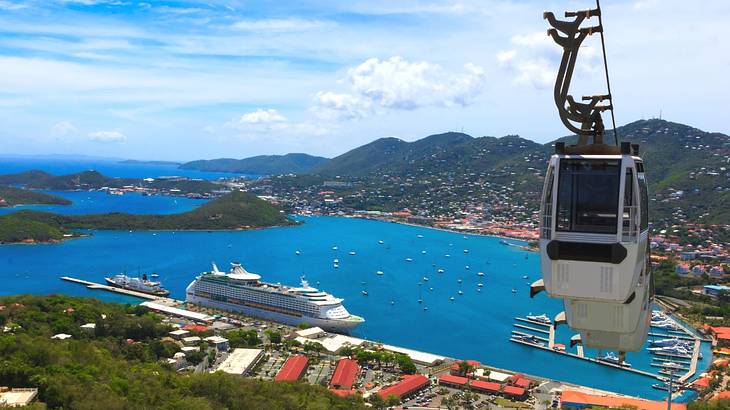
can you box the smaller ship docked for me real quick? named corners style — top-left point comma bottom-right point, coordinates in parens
top-left (596, 352), bottom-right (632, 368)
top-left (105, 273), bottom-right (170, 297)
top-left (527, 313), bottom-right (552, 325)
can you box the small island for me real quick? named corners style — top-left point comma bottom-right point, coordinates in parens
top-left (0, 190), bottom-right (294, 244)
top-left (0, 185), bottom-right (72, 207)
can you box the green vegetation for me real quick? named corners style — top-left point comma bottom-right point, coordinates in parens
top-left (493, 397), bottom-right (532, 408)
top-left (0, 294), bottom-right (365, 409)
top-left (689, 400), bottom-right (730, 410)
top-left (0, 186), bottom-right (71, 207)
top-left (226, 329), bottom-right (262, 348)
top-left (181, 153), bottom-right (330, 175)
top-left (0, 190), bottom-right (292, 244)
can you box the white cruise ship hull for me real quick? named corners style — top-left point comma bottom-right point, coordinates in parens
top-left (186, 293), bottom-right (362, 334)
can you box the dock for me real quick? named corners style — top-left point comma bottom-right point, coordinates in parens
top-left (648, 332), bottom-right (696, 342)
top-left (511, 330), bottom-right (549, 343)
top-left (677, 340), bottom-right (702, 383)
top-left (509, 338), bottom-right (660, 380)
top-left (60, 276), bottom-right (173, 303)
top-left (513, 324), bottom-right (550, 334)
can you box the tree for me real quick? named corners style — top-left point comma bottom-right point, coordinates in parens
top-left (457, 361), bottom-right (475, 377)
top-left (265, 330), bottom-right (282, 344)
top-left (385, 394), bottom-right (400, 407)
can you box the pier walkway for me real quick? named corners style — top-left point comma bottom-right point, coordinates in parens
top-left (60, 276), bottom-right (175, 305)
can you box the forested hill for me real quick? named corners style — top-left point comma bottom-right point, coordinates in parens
top-left (306, 119), bottom-right (730, 224)
top-left (0, 295), bottom-right (363, 409)
top-left (180, 153), bottom-right (330, 175)
top-left (0, 186), bottom-right (71, 207)
top-left (0, 190), bottom-right (292, 244)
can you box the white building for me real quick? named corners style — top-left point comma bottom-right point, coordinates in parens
top-left (215, 348), bottom-right (264, 375)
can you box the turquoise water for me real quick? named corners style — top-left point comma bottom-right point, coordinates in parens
top-left (0, 215), bottom-right (709, 400)
top-left (0, 190), bottom-right (207, 215)
top-left (0, 157), bottom-right (254, 180)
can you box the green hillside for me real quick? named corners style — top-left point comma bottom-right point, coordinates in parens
top-left (181, 153), bottom-right (330, 175)
top-left (0, 190), bottom-right (292, 244)
top-left (303, 119), bottom-right (730, 224)
top-left (0, 186), bottom-right (72, 206)
top-left (0, 294), bottom-right (363, 409)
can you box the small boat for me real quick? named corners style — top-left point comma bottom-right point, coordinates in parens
top-left (458, 290), bottom-right (463, 295)
top-left (105, 273), bottom-right (169, 297)
top-left (333, 264), bottom-right (339, 269)
top-left (349, 251), bottom-right (356, 256)
top-left (429, 287), bottom-right (433, 292)
top-left (450, 297), bottom-right (455, 301)
top-left (362, 290), bottom-right (368, 296)
top-left (437, 269), bottom-right (444, 273)
top-left (477, 272), bottom-right (484, 277)
top-left (390, 300), bottom-right (395, 305)
top-left (378, 240), bottom-right (384, 244)
top-left (527, 314), bottom-right (551, 324)
top-left (500, 239), bottom-right (509, 245)
top-left (457, 279), bottom-right (462, 284)
top-left (512, 288), bottom-right (517, 294)
top-left (445, 254), bottom-right (451, 258)
top-left (421, 250), bottom-right (427, 254)
top-left (295, 250), bottom-right (301, 255)
top-left (332, 246), bottom-right (338, 250)
top-left (465, 265), bottom-right (470, 270)
top-left (405, 258), bottom-right (413, 262)
top-left (423, 277), bottom-right (429, 282)
top-left (652, 383), bottom-right (682, 393)
top-left (333, 259), bottom-right (340, 264)
top-left (417, 234), bottom-right (424, 238)
top-left (477, 283), bottom-right (483, 287)
top-left (376, 270), bottom-right (384, 276)
top-left (423, 306), bottom-right (428, 311)
top-left (522, 275), bottom-right (528, 279)
top-left (418, 299), bottom-right (423, 304)
top-left (477, 288), bottom-right (481, 292)
top-left (150, 273), bottom-right (159, 278)
top-left (463, 249), bottom-right (469, 253)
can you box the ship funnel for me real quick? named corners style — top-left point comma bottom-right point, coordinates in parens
top-left (212, 262), bottom-right (223, 275)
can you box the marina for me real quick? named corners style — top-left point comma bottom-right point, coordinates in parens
top-left (0, 215), bottom-right (710, 400)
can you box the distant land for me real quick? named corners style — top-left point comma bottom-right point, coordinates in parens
top-left (119, 159), bottom-right (181, 166)
top-left (180, 153), bottom-right (329, 175)
top-left (0, 185), bottom-right (71, 207)
top-left (0, 190), bottom-right (292, 244)
top-left (0, 170), bottom-right (220, 196)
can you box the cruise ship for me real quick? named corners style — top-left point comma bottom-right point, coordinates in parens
top-left (185, 262), bottom-right (365, 333)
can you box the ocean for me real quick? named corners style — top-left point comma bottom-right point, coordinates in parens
top-left (0, 160), bottom-right (711, 401)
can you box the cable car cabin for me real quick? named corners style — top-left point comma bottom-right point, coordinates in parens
top-left (563, 266), bottom-right (653, 343)
top-left (539, 142), bottom-right (649, 303)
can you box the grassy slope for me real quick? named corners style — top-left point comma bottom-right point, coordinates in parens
top-left (0, 186), bottom-right (72, 206)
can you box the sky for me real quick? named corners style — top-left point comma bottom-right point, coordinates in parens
top-left (0, 0), bottom-right (727, 161)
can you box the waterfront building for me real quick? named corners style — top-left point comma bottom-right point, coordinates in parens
top-left (560, 390), bottom-right (684, 410)
top-left (377, 374), bottom-right (430, 400)
top-left (204, 335), bottom-right (229, 352)
top-left (275, 355), bottom-right (309, 382)
top-left (330, 358), bottom-right (359, 390)
top-left (215, 348), bottom-right (263, 375)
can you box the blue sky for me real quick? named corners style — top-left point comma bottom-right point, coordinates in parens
top-left (0, 0), bottom-right (727, 160)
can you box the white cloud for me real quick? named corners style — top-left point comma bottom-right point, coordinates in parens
top-left (313, 56), bottom-right (486, 121)
top-left (231, 18), bottom-right (331, 32)
top-left (221, 108), bottom-right (328, 137)
top-left (238, 108), bottom-right (287, 124)
top-left (88, 130), bottom-right (126, 142)
top-left (52, 121), bottom-right (77, 135)
top-left (634, 0), bottom-right (659, 10)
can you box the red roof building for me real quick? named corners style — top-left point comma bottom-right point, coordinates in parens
top-left (513, 378), bottom-right (530, 388)
top-left (377, 374), bottom-right (430, 400)
top-left (470, 380), bottom-right (500, 394)
top-left (691, 377), bottom-right (712, 390)
top-left (561, 391), bottom-right (686, 410)
top-left (449, 360), bottom-right (481, 375)
top-left (503, 386), bottom-right (526, 398)
top-left (439, 374), bottom-right (469, 387)
top-left (275, 355), bottom-right (309, 382)
top-left (182, 324), bottom-right (209, 333)
top-left (712, 391), bottom-right (730, 401)
top-left (330, 358), bottom-right (359, 390)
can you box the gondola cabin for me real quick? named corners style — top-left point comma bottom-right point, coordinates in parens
top-left (539, 142), bottom-right (649, 304)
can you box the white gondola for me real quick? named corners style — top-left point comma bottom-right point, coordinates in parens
top-left (532, 2), bottom-right (653, 353)
top-left (539, 145), bottom-right (650, 303)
